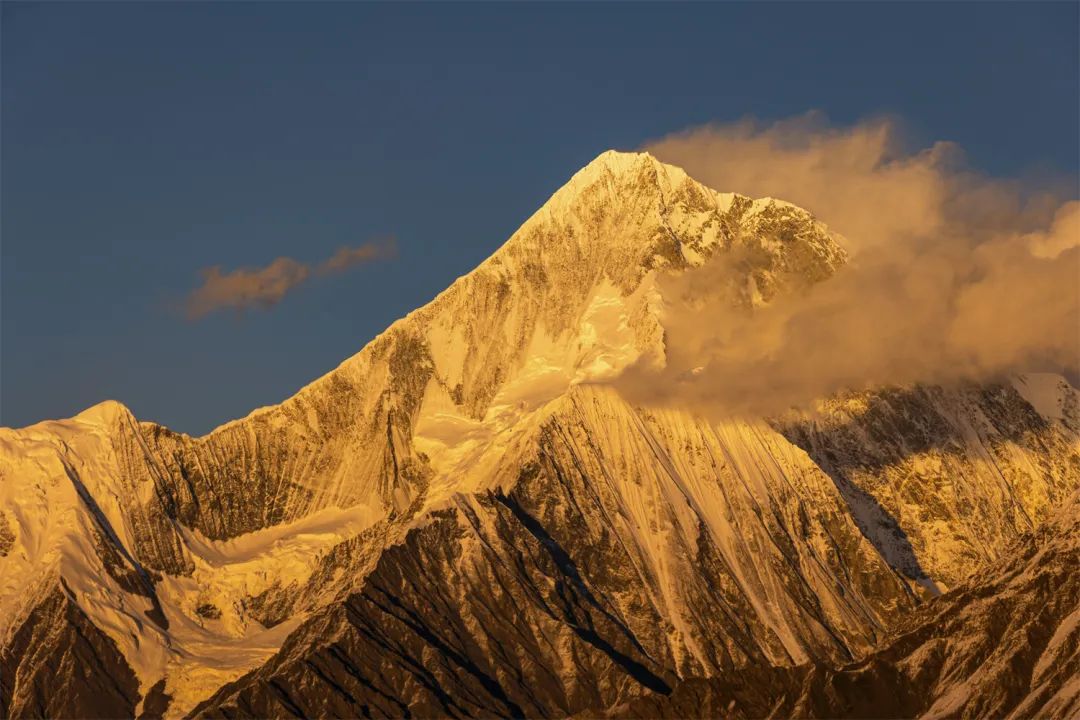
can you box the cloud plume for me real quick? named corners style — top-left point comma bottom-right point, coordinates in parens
top-left (615, 114), bottom-right (1079, 416)
top-left (185, 237), bottom-right (396, 320)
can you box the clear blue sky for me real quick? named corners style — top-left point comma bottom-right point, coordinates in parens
top-left (3, 2), bottom-right (1077, 434)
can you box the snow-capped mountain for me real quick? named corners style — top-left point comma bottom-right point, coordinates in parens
top-left (1, 151), bottom-right (1077, 719)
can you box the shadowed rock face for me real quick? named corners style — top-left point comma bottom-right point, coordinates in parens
top-left (1, 152), bottom-right (1078, 718)
top-left (1, 587), bottom-right (141, 720)
top-left (607, 495), bottom-right (1080, 720)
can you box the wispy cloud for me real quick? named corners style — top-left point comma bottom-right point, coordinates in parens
top-left (185, 237), bottom-right (396, 320)
top-left (613, 113), bottom-right (1079, 415)
top-left (318, 239), bottom-right (396, 274)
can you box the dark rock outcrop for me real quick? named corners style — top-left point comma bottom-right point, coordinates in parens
top-left (1, 587), bottom-right (141, 720)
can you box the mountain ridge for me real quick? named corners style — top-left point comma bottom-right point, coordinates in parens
top-left (68, 150), bottom-right (838, 440)
top-left (1, 150), bottom-right (1077, 719)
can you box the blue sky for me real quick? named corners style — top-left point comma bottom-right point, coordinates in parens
top-left (3, 2), bottom-right (1077, 434)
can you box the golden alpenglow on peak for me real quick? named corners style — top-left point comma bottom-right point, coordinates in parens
top-left (3, 3), bottom-right (1078, 719)
top-left (3, 138), bottom-right (1077, 718)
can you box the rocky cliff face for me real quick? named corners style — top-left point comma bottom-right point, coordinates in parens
top-left (187, 386), bottom-right (920, 718)
top-left (1, 587), bottom-right (143, 720)
top-left (777, 380), bottom-right (1080, 589)
top-left (608, 491), bottom-right (1080, 720)
top-left (1, 151), bottom-right (1077, 718)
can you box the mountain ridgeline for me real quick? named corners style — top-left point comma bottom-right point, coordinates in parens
top-left (1, 151), bottom-right (1077, 719)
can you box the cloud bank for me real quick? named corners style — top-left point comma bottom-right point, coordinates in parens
top-left (186, 237), bottom-right (396, 320)
top-left (616, 114), bottom-right (1079, 416)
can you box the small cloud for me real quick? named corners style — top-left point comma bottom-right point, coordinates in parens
top-left (186, 258), bottom-right (310, 320)
top-left (185, 238), bottom-right (395, 320)
top-left (318, 236), bottom-right (397, 275)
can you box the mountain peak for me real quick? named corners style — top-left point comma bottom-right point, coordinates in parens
top-left (582, 148), bottom-right (657, 172)
top-left (560, 149), bottom-right (685, 196)
top-left (74, 399), bottom-right (132, 424)
top-left (523, 149), bottom-right (698, 236)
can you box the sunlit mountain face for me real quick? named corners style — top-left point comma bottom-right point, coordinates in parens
top-left (2, 152), bottom-right (1078, 720)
